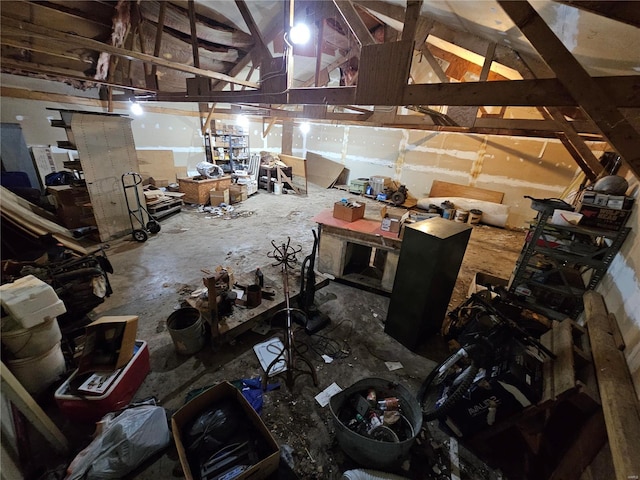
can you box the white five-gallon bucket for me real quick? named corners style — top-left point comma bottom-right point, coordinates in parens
top-left (7, 342), bottom-right (66, 394)
top-left (1, 316), bottom-right (62, 358)
top-left (273, 182), bottom-right (283, 195)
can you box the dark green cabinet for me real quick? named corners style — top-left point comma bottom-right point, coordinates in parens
top-left (385, 217), bottom-right (472, 350)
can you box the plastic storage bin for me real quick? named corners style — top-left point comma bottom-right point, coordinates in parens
top-left (55, 340), bottom-right (150, 422)
top-left (0, 275), bottom-right (66, 328)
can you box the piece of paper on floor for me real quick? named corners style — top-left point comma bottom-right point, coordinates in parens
top-left (322, 354), bottom-right (333, 364)
top-left (315, 382), bottom-right (342, 407)
top-left (385, 361), bottom-right (403, 371)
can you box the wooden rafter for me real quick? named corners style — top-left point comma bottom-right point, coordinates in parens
top-left (187, 0), bottom-right (200, 69)
top-left (498, 0), bottom-right (640, 177)
top-left (2, 17), bottom-right (259, 89)
top-left (333, 0), bottom-right (375, 46)
top-left (235, 0), bottom-right (272, 61)
top-left (401, 1), bottom-right (423, 42)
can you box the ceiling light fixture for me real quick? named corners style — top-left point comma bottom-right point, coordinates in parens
top-left (130, 101), bottom-right (143, 116)
top-left (289, 23), bottom-right (311, 45)
top-left (299, 122), bottom-right (310, 134)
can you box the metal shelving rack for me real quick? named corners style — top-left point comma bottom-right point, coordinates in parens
top-left (508, 210), bottom-right (630, 319)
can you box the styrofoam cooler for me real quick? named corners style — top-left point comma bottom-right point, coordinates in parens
top-left (0, 275), bottom-right (66, 328)
top-left (55, 340), bottom-right (150, 422)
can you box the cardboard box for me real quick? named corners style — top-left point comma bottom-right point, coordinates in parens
top-left (380, 205), bottom-right (409, 234)
top-left (77, 315), bottom-right (138, 374)
top-left (333, 201), bottom-right (365, 222)
top-left (210, 188), bottom-right (230, 206)
top-left (229, 184), bottom-right (248, 204)
top-left (172, 381), bottom-right (280, 480)
top-left (577, 204), bottom-right (632, 231)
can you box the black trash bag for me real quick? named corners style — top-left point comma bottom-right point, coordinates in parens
top-left (45, 171), bottom-right (76, 186)
top-left (183, 399), bottom-right (243, 459)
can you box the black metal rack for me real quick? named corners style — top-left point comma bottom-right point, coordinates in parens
top-left (508, 210), bottom-right (630, 319)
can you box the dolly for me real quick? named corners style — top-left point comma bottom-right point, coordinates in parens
top-left (121, 172), bottom-right (161, 242)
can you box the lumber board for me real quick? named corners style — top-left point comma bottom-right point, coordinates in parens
top-left (355, 40), bottom-right (413, 105)
top-left (137, 150), bottom-right (178, 185)
top-left (552, 319), bottom-right (577, 398)
top-left (0, 187), bottom-right (87, 254)
top-left (607, 312), bottom-right (626, 351)
top-left (278, 154), bottom-right (308, 194)
top-left (0, 362), bottom-right (68, 454)
top-left (305, 151), bottom-right (345, 189)
top-left (584, 291), bottom-right (640, 480)
top-left (429, 180), bottom-right (504, 204)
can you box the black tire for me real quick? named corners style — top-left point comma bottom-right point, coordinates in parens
top-left (146, 221), bottom-right (161, 234)
top-left (391, 191), bottom-right (406, 206)
top-left (132, 229), bottom-right (148, 242)
top-left (418, 353), bottom-right (479, 421)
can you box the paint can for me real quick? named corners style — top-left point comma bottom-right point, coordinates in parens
top-left (441, 201), bottom-right (455, 220)
top-left (454, 209), bottom-right (469, 223)
top-left (167, 307), bottom-right (205, 355)
top-left (468, 209), bottom-right (483, 225)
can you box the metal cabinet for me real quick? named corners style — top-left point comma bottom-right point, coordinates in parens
top-left (385, 217), bottom-right (472, 350)
top-left (508, 210), bottom-right (630, 319)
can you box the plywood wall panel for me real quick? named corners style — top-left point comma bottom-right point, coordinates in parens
top-left (72, 114), bottom-right (142, 242)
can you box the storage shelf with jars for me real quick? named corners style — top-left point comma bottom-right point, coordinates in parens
top-left (204, 121), bottom-right (249, 174)
top-left (508, 207), bottom-right (630, 320)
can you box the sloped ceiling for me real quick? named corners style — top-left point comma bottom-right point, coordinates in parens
top-left (1, 0), bottom-right (639, 178)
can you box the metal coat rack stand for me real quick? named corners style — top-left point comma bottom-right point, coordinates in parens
top-left (263, 238), bottom-right (318, 390)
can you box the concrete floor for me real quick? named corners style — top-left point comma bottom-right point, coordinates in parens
top-left (52, 184), bottom-right (526, 479)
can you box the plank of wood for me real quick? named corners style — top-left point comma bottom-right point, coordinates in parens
top-left (0, 362), bottom-right (68, 454)
top-left (305, 151), bottom-right (346, 189)
top-left (333, 0), bottom-right (376, 46)
top-left (607, 312), bottom-right (626, 351)
top-left (1, 441), bottom-right (23, 480)
top-left (552, 319), bottom-right (577, 398)
top-left (429, 180), bottom-right (504, 204)
top-left (137, 150), bottom-right (177, 184)
top-left (583, 290), bottom-right (640, 480)
top-left (355, 40), bottom-right (413, 105)
top-left (0, 187), bottom-right (87, 254)
top-left (278, 154), bottom-right (308, 194)
top-left (540, 324), bottom-right (555, 401)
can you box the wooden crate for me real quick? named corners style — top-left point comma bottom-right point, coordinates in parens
top-left (178, 176), bottom-right (232, 204)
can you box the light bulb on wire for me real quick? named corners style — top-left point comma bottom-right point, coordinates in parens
top-left (289, 23), bottom-right (311, 45)
top-left (130, 101), bottom-right (143, 116)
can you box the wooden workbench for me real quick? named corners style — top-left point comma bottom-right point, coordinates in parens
top-left (186, 263), bottom-right (329, 343)
top-left (312, 209), bottom-right (402, 293)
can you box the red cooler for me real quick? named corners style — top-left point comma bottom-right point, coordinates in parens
top-left (55, 340), bottom-right (150, 422)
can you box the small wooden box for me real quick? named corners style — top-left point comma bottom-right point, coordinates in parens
top-left (333, 201), bottom-right (365, 222)
top-left (178, 176), bottom-right (232, 204)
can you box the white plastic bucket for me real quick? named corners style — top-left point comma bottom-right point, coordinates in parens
top-left (7, 342), bottom-right (66, 394)
top-left (454, 209), bottom-right (469, 223)
top-left (273, 182), bottom-right (283, 195)
top-left (1, 316), bottom-right (62, 358)
top-left (167, 308), bottom-right (205, 355)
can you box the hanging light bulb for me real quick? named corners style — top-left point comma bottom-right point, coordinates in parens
top-left (289, 23), bottom-right (311, 45)
top-left (299, 122), bottom-right (310, 134)
top-left (130, 101), bottom-right (143, 116)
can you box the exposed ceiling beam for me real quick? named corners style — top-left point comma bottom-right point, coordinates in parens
top-left (498, 0), bottom-right (640, 178)
top-left (401, 1), bottom-right (422, 42)
top-left (0, 85), bottom-right (607, 139)
top-left (333, 0), bottom-right (375, 46)
top-left (554, 1), bottom-right (640, 29)
top-left (152, 76), bottom-right (640, 107)
top-left (2, 17), bottom-right (259, 89)
top-left (234, 0), bottom-right (272, 61)
top-left (150, 1), bottom-right (166, 80)
top-left (0, 59), bottom-right (155, 93)
top-left (187, 0), bottom-right (201, 69)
